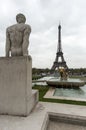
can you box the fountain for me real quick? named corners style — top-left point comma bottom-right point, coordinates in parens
top-left (46, 68), bottom-right (85, 88)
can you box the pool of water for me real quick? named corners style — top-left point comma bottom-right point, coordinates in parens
top-left (33, 76), bottom-right (86, 99)
top-left (54, 85), bottom-right (86, 99)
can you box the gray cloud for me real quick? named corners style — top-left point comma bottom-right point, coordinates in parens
top-left (0, 0), bottom-right (86, 68)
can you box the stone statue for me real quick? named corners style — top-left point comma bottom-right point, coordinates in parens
top-left (6, 13), bottom-right (31, 57)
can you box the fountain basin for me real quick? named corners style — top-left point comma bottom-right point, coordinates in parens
top-left (46, 78), bottom-right (85, 88)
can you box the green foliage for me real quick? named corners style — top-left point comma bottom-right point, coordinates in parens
top-left (33, 85), bottom-right (86, 106)
top-left (32, 75), bottom-right (42, 80)
top-left (69, 68), bottom-right (86, 75)
top-left (32, 67), bottom-right (86, 75)
top-left (32, 68), bottom-right (50, 75)
top-left (33, 85), bottom-right (49, 100)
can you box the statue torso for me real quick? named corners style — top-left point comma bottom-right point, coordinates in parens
top-left (7, 23), bottom-right (31, 49)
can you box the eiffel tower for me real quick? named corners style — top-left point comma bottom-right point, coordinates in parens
top-left (51, 24), bottom-right (68, 71)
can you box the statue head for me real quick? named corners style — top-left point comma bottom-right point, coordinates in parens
top-left (16, 13), bottom-right (26, 23)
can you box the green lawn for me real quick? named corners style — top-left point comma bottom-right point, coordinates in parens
top-left (33, 85), bottom-right (86, 106)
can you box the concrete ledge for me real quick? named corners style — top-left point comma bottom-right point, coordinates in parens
top-left (41, 113), bottom-right (49, 130)
top-left (27, 89), bottom-right (39, 115)
top-left (42, 112), bottom-right (86, 130)
top-left (48, 112), bottom-right (86, 125)
top-left (0, 102), bottom-right (86, 130)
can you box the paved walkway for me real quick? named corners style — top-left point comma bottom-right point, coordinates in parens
top-left (0, 102), bottom-right (86, 130)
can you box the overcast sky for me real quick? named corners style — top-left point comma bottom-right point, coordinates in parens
top-left (0, 0), bottom-right (86, 68)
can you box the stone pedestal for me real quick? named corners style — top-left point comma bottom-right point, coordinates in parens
top-left (0, 56), bottom-right (38, 116)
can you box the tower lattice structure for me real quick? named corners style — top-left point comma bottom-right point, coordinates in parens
top-left (51, 24), bottom-right (68, 71)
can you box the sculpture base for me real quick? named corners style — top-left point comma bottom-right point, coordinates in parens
top-left (0, 56), bottom-right (38, 116)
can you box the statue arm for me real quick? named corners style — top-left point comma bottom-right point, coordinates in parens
top-left (22, 26), bottom-right (31, 56)
top-left (6, 29), bottom-right (11, 57)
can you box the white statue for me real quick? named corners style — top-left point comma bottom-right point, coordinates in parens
top-left (6, 13), bottom-right (31, 57)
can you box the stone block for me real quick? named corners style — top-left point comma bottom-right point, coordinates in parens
top-left (0, 56), bottom-right (38, 116)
